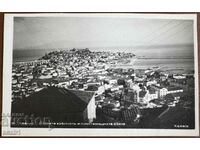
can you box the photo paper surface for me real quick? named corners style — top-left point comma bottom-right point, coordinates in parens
top-left (2, 13), bottom-right (199, 136)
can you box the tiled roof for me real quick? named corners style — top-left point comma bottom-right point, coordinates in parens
top-left (22, 87), bottom-right (95, 113)
top-left (167, 86), bottom-right (183, 91)
top-left (149, 88), bottom-right (156, 94)
top-left (151, 85), bottom-right (164, 89)
top-left (68, 89), bottom-right (95, 104)
top-left (139, 91), bottom-right (147, 98)
top-left (171, 92), bottom-right (182, 97)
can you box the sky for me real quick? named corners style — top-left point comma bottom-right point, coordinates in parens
top-left (13, 16), bottom-right (194, 54)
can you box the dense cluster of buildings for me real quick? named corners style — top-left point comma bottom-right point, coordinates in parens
top-left (11, 48), bottom-right (194, 127)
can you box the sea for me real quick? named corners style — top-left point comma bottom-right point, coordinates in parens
top-left (13, 47), bottom-right (195, 74)
top-left (13, 49), bottom-right (54, 62)
top-left (114, 58), bottom-right (194, 74)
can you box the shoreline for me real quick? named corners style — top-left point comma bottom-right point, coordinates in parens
top-left (13, 56), bottom-right (194, 64)
top-left (110, 57), bottom-right (194, 74)
top-left (137, 57), bottom-right (194, 59)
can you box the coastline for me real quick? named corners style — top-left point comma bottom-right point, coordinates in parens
top-left (13, 55), bottom-right (194, 74)
top-left (110, 57), bottom-right (194, 73)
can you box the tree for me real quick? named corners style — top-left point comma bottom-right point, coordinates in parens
top-left (103, 80), bottom-right (109, 85)
top-left (32, 66), bottom-right (41, 79)
top-left (117, 79), bottom-right (126, 86)
top-left (154, 71), bottom-right (160, 78)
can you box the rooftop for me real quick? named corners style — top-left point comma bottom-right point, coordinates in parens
top-left (167, 86), bottom-right (183, 91)
top-left (139, 91), bottom-right (147, 98)
top-left (16, 86), bottom-right (95, 113)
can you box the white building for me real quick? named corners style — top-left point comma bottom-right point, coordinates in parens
top-left (146, 90), bottom-right (159, 102)
top-left (173, 75), bottom-right (186, 79)
top-left (151, 85), bottom-right (168, 98)
top-left (84, 94), bottom-right (96, 123)
top-left (109, 79), bottom-right (118, 85)
top-left (146, 80), bottom-right (157, 86)
top-left (167, 87), bottom-right (183, 94)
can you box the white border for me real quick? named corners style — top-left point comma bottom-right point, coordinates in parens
top-left (0, 0), bottom-right (200, 12)
top-left (2, 13), bottom-right (199, 137)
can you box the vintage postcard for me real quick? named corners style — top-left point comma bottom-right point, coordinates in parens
top-left (1, 13), bottom-right (199, 137)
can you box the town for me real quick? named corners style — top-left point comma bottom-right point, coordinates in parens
top-left (11, 48), bottom-right (195, 128)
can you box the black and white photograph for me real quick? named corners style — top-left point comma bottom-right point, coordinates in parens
top-left (2, 13), bottom-right (199, 136)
